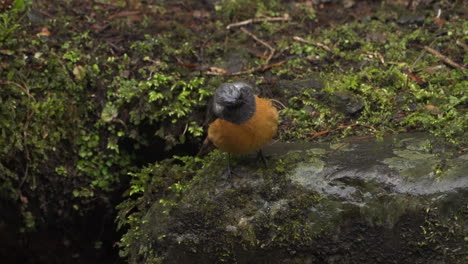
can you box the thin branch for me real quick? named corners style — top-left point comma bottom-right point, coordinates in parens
top-left (269, 98), bottom-right (287, 110)
top-left (327, 142), bottom-right (351, 154)
top-left (410, 39), bottom-right (437, 70)
top-left (1, 81), bottom-right (36, 189)
top-left (204, 15), bottom-right (291, 76)
top-left (108, 10), bottom-right (143, 20)
top-left (19, 110), bottom-right (35, 189)
top-left (240, 27), bottom-right (275, 64)
top-left (308, 123), bottom-right (378, 140)
top-left (423, 45), bottom-right (465, 71)
top-left (204, 60), bottom-right (286, 76)
top-left (0, 80), bottom-right (34, 100)
top-left (226, 14), bottom-right (291, 30)
top-left (292, 36), bottom-right (332, 52)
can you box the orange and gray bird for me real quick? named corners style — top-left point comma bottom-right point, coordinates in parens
top-left (206, 81), bottom-right (279, 173)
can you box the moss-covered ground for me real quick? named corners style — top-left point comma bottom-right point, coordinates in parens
top-left (0, 0), bottom-right (466, 263)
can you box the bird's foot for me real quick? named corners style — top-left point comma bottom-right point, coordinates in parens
top-left (256, 149), bottom-right (268, 168)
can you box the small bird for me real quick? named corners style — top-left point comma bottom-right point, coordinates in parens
top-left (206, 81), bottom-right (279, 173)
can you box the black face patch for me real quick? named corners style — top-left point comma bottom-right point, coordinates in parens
top-left (212, 82), bottom-right (256, 125)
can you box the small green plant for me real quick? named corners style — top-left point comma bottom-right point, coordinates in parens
top-left (116, 155), bottom-right (202, 259)
top-left (102, 72), bottom-right (209, 149)
top-left (0, 9), bottom-right (21, 43)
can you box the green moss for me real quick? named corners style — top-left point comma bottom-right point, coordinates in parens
top-left (0, 2), bottom-right (214, 231)
top-left (116, 155), bottom-right (205, 259)
top-left (1, 0), bottom-right (466, 261)
top-left (116, 146), bottom-right (339, 262)
top-left (117, 131), bottom-right (468, 263)
top-left (265, 7), bottom-right (466, 145)
top-left (215, 0), bottom-right (282, 21)
top-left (417, 197), bottom-right (468, 263)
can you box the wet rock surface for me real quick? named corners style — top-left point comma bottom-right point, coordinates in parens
top-left (134, 133), bottom-right (467, 263)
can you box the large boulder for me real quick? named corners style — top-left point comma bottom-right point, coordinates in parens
top-left (127, 133), bottom-right (467, 264)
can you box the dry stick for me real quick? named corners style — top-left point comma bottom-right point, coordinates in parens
top-left (0, 80), bottom-right (34, 100)
top-left (240, 27), bottom-right (275, 64)
top-left (236, 60), bottom-right (286, 74)
top-left (337, 123), bottom-right (378, 131)
top-left (226, 14), bottom-right (291, 30)
top-left (269, 98), bottom-right (287, 110)
top-left (18, 110), bottom-right (35, 189)
top-left (292, 36), bottom-right (332, 52)
top-left (327, 142), bottom-right (351, 154)
top-left (1, 80), bottom-right (37, 190)
top-left (423, 46), bottom-right (465, 71)
top-left (410, 39), bottom-right (437, 71)
top-left (204, 60), bottom-right (286, 76)
top-left (205, 27), bottom-right (286, 76)
top-left (309, 123), bottom-right (377, 140)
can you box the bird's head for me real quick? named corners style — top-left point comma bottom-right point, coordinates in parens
top-left (212, 81), bottom-right (256, 124)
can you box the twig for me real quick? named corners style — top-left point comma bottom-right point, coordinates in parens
top-left (205, 16), bottom-right (290, 76)
top-left (410, 39), bottom-right (437, 70)
top-left (292, 36), bottom-right (331, 52)
top-left (309, 129), bottom-right (331, 140)
top-left (423, 46), bottom-right (465, 71)
top-left (204, 60), bottom-right (286, 76)
top-left (108, 10), bottom-right (142, 20)
top-left (0, 80), bottom-right (34, 100)
top-left (19, 110), bottom-right (35, 189)
top-left (308, 123), bottom-right (377, 140)
top-left (337, 123), bottom-right (377, 131)
top-left (240, 27), bottom-right (275, 64)
top-left (1, 80), bottom-right (35, 190)
top-left (327, 142), bottom-right (351, 154)
top-left (269, 98), bottom-right (287, 110)
top-left (1, 81), bottom-right (36, 190)
top-left (226, 14), bottom-right (291, 29)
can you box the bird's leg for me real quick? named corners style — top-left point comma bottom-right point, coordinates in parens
top-left (257, 149), bottom-right (268, 168)
top-left (226, 153), bottom-right (232, 179)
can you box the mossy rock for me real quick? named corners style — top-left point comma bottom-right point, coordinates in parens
top-left (120, 133), bottom-right (468, 263)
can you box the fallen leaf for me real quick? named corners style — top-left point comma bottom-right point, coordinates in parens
top-left (209, 67), bottom-right (228, 73)
top-left (38, 27), bottom-right (51, 37)
top-left (309, 129), bottom-right (330, 140)
top-left (73, 65), bottom-right (86, 80)
top-left (402, 69), bottom-right (425, 84)
top-left (433, 17), bottom-right (447, 28)
top-left (424, 105), bottom-right (441, 115)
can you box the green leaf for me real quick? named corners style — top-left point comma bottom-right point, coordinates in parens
top-left (101, 104), bottom-right (118, 122)
top-left (13, 0), bottom-right (25, 11)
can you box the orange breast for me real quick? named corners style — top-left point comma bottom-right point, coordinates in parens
top-left (207, 96), bottom-right (278, 154)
